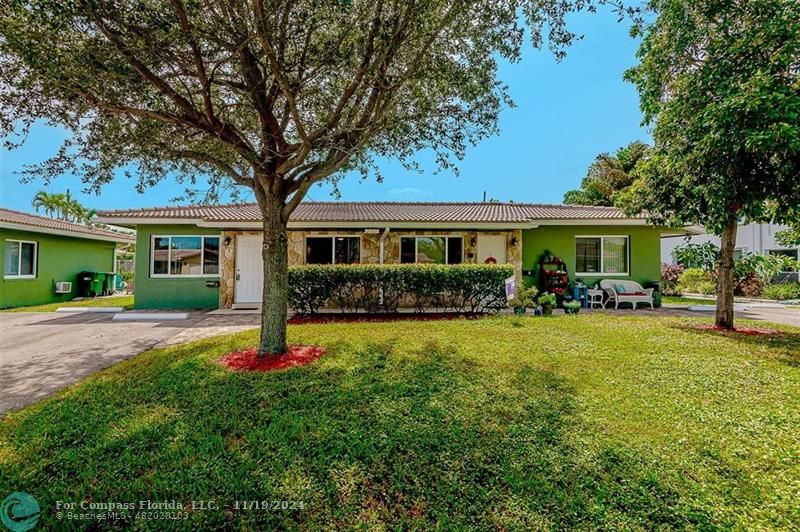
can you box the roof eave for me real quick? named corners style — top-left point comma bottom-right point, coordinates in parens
top-left (0, 221), bottom-right (135, 243)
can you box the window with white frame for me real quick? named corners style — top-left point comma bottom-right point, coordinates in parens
top-left (400, 236), bottom-right (463, 264)
top-left (151, 235), bottom-right (220, 277)
top-left (4, 240), bottom-right (37, 278)
top-left (305, 236), bottom-right (360, 264)
top-left (575, 236), bottom-right (629, 275)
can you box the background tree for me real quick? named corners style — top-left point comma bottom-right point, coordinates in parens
top-left (31, 189), bottom-right (97, 224)
top-left (563, 140), bottom-right (649, 206)
top-left (0, 0), bottom-right (633, 355)
top-left (776, 226), bottom-right (800, 248)
top-left (624, 0), bottom-right (800, 329)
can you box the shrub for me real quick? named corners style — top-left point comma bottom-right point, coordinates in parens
top-left (537, 292), bottom-right (557, 307)
top-left (734, 272), bottom-right (764, 298)
top-left (673, 241), bottom-right (719, 271)
top-left (761, 283), bottom-right (800, 300)
top-left (661, 263), bottom-right (685, 295)
top-left (288, 263), bottom-right (514, 315)
top-left (677, 268), bottom-right (715, 294)
top-left (508, 286), bottom-right (539, 309)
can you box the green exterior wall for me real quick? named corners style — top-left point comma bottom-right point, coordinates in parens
top-left (521, 225), bottom-right (664, 288)
top-left (131, 222), bottom-right (665, 310)
top-left (0, 228), bottom-right (116, 308)
top-left (134, 224), bottom-right (221, 309)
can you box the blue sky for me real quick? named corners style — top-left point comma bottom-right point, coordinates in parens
top-left (0, 9), bottom-right (649, 213)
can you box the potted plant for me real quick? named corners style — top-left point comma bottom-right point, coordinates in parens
top-left (508, 286), bottom-right (539, 315)
top-left (537, 292), bottom-right (557, 316)
top-left (563, 300), bottom-right (581, 315)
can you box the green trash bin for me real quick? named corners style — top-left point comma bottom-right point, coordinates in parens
top-left (91, 272), bottom-right (106, 297)
top-left (101, 272), bottom-right (116, 295)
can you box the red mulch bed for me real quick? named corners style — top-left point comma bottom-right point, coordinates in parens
top-left (288, 312), bottom-right (483, 324)
top-left (220, 345), bottom-right (326, 372)
top-left (696, 324), bottom-right (780, 336)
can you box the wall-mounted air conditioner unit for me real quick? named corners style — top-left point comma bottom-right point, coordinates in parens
top-left (55, 281), bottom-right (72, 294)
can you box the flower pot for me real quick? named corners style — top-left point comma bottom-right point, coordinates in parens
top-left (514, 306), bottom-right (526, 316)
top-left (541, 304), bottom-right (553, 316)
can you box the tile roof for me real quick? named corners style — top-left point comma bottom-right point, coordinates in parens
top-left (0, 208), bottom-right (135, 242)
top-left (97, 202), bottom-right (644, 224)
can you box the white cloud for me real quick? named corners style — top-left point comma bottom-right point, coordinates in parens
top-left (387, 187), bottom-right (432, 199)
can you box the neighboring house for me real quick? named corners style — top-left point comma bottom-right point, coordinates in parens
top-left (96, 202), bottom-right (682, 310)
top-left (661, 222), bottom-right (800, 263)
top-left (0, 208), bottom-right (134, 308)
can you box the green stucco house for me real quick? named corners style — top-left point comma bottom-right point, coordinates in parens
top-left (0, 208), bottom-right (134, 308)
top-left (97, 202), bottom-right (689, 310)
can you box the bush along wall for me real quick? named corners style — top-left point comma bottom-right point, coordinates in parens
top-left (288, 264), bottom-right (514, 315)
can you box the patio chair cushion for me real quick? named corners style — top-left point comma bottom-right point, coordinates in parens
top-left (614, 283), bottom-right (627, 294)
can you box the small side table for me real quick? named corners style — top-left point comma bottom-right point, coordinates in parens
top-left (587, 289), bottom-right (604, 309)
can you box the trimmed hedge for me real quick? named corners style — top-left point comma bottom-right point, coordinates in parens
top-left (288, 263), bottom-right (514, 315)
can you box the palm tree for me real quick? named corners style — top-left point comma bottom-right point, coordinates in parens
top-left (31, 190), bottom-right (60, 218)
top-left (31, 189), bottom-right (95, 224)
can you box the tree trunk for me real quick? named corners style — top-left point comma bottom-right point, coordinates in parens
top-left (258, 191), bottom-right (289, 356)
top-left (715, 218), bottom-right (738, 329)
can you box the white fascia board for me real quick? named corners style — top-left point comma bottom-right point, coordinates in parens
top-left (0, 221), bottom-right (134, 243)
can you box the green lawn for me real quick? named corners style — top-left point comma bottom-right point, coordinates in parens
top-left (662, 295), bottom-right (715, 305)
top-left (0, 294), bottom-right (134, 312)
top-left (2, 314), bottom-right (799, 529)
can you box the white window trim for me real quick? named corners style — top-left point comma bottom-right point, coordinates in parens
top-left (303, 235), bottom-right (362, 264)
top-left (575, 235), bottom-right (630, 276)
top-left (150, 235), bottom-right (221, 278)
top-left (4, 239), bottom-right (38, 279)
top-left (400, 235), bottom-right (464, 265)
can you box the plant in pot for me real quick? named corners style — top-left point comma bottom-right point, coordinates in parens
top-left (563, 300), bottom-right (581, 315)
top-left (537, 292), bottom-right (557, 316)
top-left (508, 286), bottom-right (539, 315)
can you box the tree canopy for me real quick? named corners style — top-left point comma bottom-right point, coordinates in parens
top-left (776, 226), bottom-right (800, 247)
top-left (624, 0), bottom-right (800, 234)
top-left (562, 140), bottom-right (649, 207)
top-left (0, 0), bottom-right (634, 353)
top-left (624, 0), bottom-right (800, 328)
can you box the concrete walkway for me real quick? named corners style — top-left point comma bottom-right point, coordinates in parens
top-left (0, 311), bottom-right (259, 416)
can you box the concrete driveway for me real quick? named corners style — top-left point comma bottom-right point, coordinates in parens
top-left (0, 311), bottom-right (259, 416)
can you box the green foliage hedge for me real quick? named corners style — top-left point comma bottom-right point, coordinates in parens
top-left (761, 283), bottom-right (800, 301)
top-left (288, 264), bottom-right (514, 314)
top-left (677, 268), bottom-right (716, 295)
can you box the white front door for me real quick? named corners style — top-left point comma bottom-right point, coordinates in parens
top-left (477, 234), bottom-right (507, 264)
top-left (235, 235), bottom-right (263, 305)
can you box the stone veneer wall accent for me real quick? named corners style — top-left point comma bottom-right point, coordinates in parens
top-left (219, 228), bottom-right (522, 308)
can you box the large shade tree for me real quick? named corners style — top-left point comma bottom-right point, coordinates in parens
top-left (625, 0), bottom-right (800, 329)
top-left (0, 0), bottom-right (630, 355)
